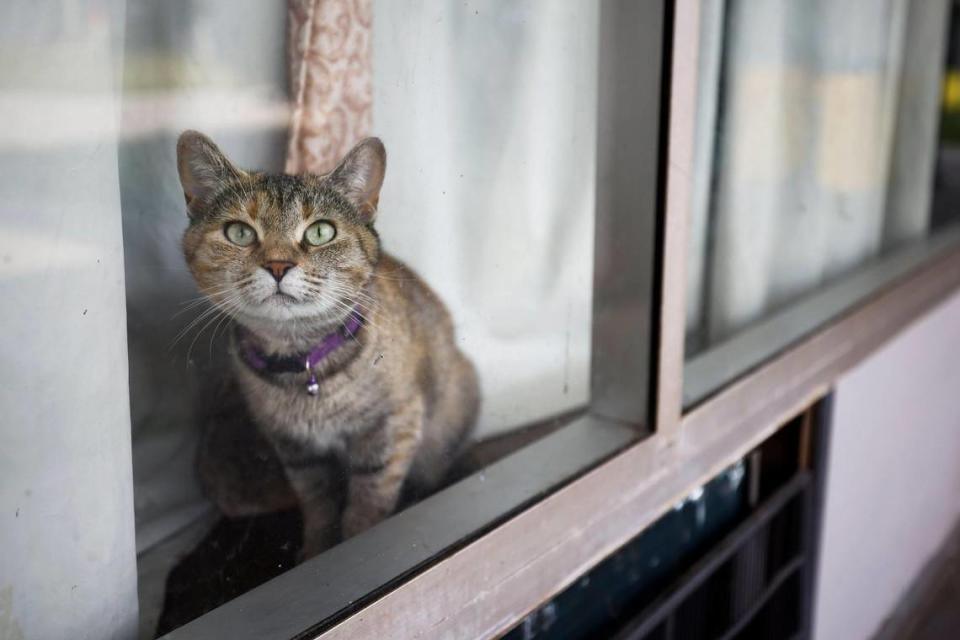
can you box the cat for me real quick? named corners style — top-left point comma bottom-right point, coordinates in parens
top-left (176, 131), bottom-right (480, 558)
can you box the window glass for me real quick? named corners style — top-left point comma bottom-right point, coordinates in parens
top-left (0, 1), bottom-right (662, 637)
top-left (685, 0), bottom-right (956, 404)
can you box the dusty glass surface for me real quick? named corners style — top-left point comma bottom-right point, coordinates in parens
top-left (684, 0), bottom-right (957, 401)
top-left (113, 1), bottom-right (661, 637)
top-left (0, 0), bottom-right (661, 636)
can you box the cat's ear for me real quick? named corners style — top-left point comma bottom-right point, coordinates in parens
top-left (327, 137), bottom-right (386, 220)
top-left (176, 130), bottom-right (246, 217)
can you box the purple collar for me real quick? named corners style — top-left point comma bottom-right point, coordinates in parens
top-left (236, 308), bottom-right (364, 395)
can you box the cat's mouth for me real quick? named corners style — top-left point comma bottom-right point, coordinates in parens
top-left (264, 291), bottom-right (300, 305)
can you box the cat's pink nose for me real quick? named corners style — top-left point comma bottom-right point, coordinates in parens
top-left (263, 260), bottom-right (296, 282)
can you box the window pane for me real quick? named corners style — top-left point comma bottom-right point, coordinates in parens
top-left (115, 1), bottom-right (662, 636)
top-left (685, 0), bottom-right (956, 405)
top-left (0, 2), bottom-right (662, 636)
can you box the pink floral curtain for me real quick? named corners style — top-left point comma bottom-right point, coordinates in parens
top-left (286, 0), bottom-right (373, 175)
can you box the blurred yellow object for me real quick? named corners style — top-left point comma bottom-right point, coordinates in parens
top-left (944, 70), bottom-right (960, 111)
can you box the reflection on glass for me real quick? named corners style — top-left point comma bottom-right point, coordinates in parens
top-left (0, 1), bottom-right (658, 637)
top-left (686, 0), bottom-right (950, 358)
top-left (119, 1), bottom-right (647, 638)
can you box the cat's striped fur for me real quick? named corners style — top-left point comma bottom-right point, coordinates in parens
top-left (177, 131), bottom-right (479, 557)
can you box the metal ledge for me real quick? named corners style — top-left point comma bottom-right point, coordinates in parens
top-left (685, 224), bottom-right (960, 408)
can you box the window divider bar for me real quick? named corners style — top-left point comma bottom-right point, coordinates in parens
top-left (655, 0), bottom-right (700, 442)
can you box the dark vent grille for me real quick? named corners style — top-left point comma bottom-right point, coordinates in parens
top-left (507, 398), bottom-right (829, 640)
top-left (614, 475), bottom-right (813, 640)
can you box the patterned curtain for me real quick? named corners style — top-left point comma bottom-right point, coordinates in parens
top-left (286, 0), bottom-right (373, 175)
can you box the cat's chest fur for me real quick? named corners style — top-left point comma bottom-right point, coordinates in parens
top-left (233, 344), bottom-right (390, 451)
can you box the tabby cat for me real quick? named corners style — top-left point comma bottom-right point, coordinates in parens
top-left (177, 131), bottom-right (479, 558)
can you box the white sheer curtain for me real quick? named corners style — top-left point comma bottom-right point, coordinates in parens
top-left (687, 0), bottom-right (950, 353)
top-left (371, 0), bottom-right (597, 435)
top-left (0, 2), bottom-right (138, 638)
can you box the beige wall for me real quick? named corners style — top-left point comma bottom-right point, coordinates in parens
top-left (815, 289), bottom-right (960, 640)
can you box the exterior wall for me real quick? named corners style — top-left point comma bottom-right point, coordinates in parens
top-left (815, 289), bottom-right (960, 640)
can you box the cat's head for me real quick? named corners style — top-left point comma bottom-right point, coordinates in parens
top-left (177, 131), bottom-right (385, 328)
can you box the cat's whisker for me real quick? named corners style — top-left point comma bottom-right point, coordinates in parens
top-left (187, 295), bottom-right (247, 363)
top-left (187, 309), bottom-right (229, 363)
top-left (313, 280), bottom-right (382, 309)
top-left (321, 286), bottom-right (394, 333)
top-left (176, 284), bottom-right (238, 305)
top-left (169, 291), bottom-right (247, 352)
top-left (301, 288), bottom-right (377, 340)
top-left (170, 305), bottom-right (224, 349)
top-left (367, 270), bottom-right (416, 282)
top-left (207, 303), bottom-right (239, 361)
top-left (335, 304), bottom-right (389, 342)
top-left (307, 287), bottom-right (391, 336)
top-left (171, 291), bottom-right (235, 319)
top-left (170, 279), bottom-right (254, 319)
top-left (206, 297), bottom-right (246, 351)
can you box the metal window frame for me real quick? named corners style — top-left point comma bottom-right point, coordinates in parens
top-left (162, 1), bottom-right (960, 638)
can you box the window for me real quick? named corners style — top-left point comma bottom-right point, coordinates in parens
top-left (684, 0), bottom-right (959, 406)
top-left (6, 2), bottom-right (960, 639)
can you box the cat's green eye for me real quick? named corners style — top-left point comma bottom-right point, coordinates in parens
top-left (224, 221), bottom-right (256, 247)
top-left (304, 221), bottom-right (336, 247)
